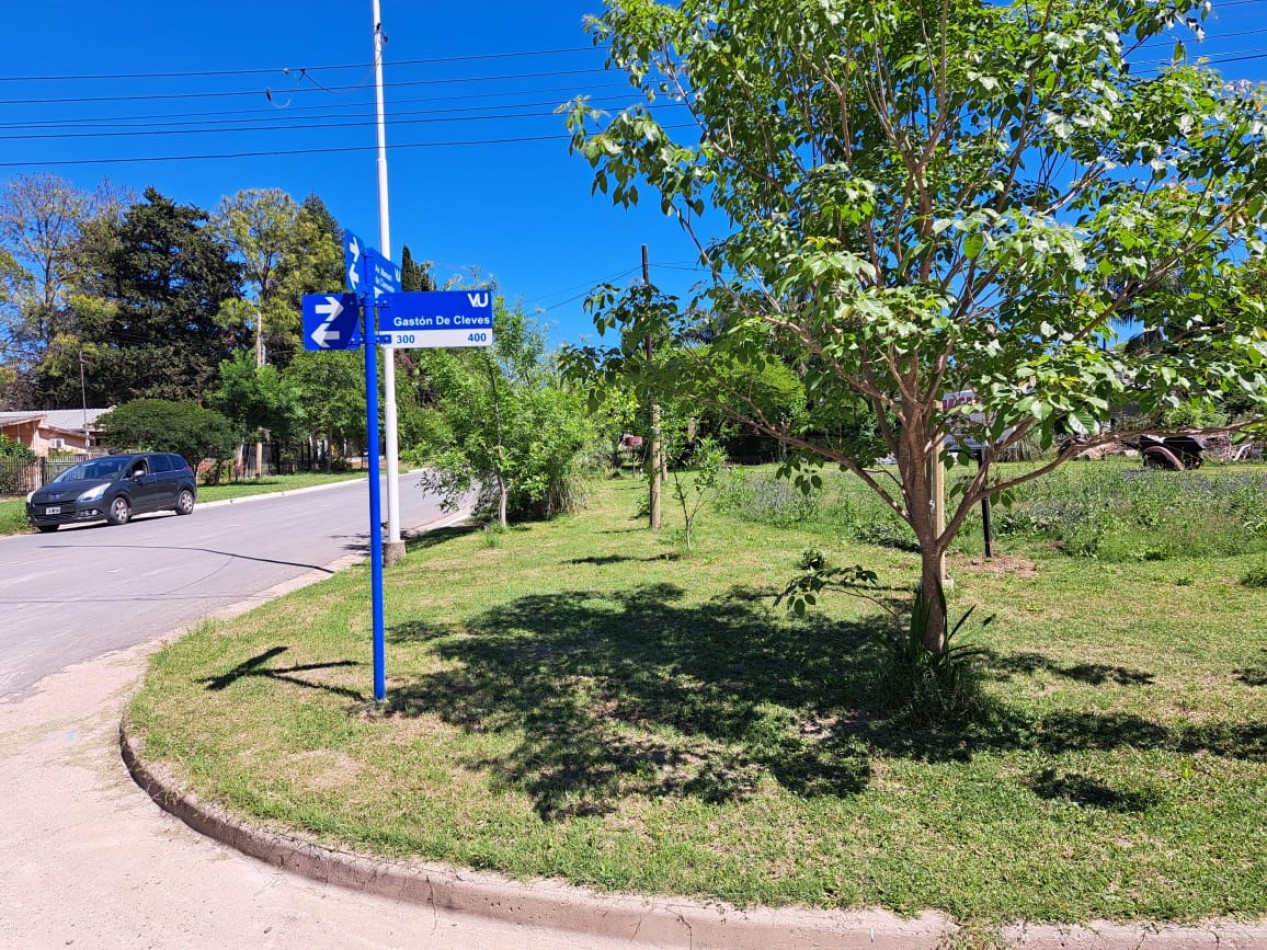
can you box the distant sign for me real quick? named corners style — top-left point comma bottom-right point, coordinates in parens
top-left (376, 290), bottom-right (493, 348)
top-left (302, 293), bottom-right (362, 350)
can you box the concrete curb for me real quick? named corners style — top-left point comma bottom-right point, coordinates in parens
top-left (197, 472), bottom-right (389, 510)
top-left (118, 725), bottom-right (955, 950)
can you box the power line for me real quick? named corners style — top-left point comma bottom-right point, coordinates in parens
top-left (0, 123), bottom-right (698, 169)
top-left (0, 98), bottom-right (685, 144)
top-left (0, 46), bottom-right (605, 83)
top-left (528, 266), bottom-right (643, 310)
top-left (0, 67), bottom-right (612, 108)
top-left (0, 91), bottom-right (658, 137)
top-left (0, 82), bottom-right (636, 131)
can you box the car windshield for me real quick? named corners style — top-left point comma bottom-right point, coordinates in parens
top-left (53, 457), bottom-right (129, 483)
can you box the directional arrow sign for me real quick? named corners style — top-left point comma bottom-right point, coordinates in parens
top-left (302, 293), bottom-right (362, 351)
top-left (344, 229), bottom-right (365, 293)
top-left (376, 290), bottom-right (494, 348)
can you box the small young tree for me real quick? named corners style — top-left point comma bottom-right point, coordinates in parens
top-left (568, 0), bottom-right (1267, 653)
top-left (410, 301), bottom-right (593, 527)
top-left (666, 433), bottom-right (725, 551)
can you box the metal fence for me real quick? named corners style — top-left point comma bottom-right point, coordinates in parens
top-left (0, 456), bottom-right (82, 497)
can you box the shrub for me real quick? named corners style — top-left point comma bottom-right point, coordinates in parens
top-left (1242, 564), bottom-right (1267, 589)
top-left (98, 399), bottom-right (240, 470)
top-left (873, 604), bottom-right (994, 721)
top-left (0, 435), bottom-right (36, 461)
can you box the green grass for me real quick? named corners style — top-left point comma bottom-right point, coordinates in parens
top-left (0, 498), bottom-right (27, 535)
top-left (0, 471), bottom-right (364, 535)
top-left (127, 468), bottom-right (1267, 929)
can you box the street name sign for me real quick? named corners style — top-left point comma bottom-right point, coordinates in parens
top-left (376, 291), bottom-right (494, 348)
top-left (302, 293), bottom-right (362, 350)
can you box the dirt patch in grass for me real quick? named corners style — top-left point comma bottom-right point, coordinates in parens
top-left (953, 554), bottom-right (1039, 577)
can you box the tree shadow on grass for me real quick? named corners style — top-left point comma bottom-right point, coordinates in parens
top-left (404, 524), bottom-right (480, 553)
top-left (982, 651), bottom-right (1155, 686)
top-left (1236, 649), bottom-right (1267, 687)
top-left (377, 583), bottom-right (1265, 821)
top-left (202, 646), bottom-right (365, 700)
top-left (1026, 768), bottom-right (1160, 813)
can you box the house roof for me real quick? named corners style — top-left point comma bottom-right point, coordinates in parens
top-left (0, 408), bottom-right (112, 431)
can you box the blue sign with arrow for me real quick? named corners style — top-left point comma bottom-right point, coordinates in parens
top-left (302, 293), bottom-right (362, 350)
top-left (344, 229), bottom-right (366, 293)
top-left (376, 290), bottom-right (494, 348)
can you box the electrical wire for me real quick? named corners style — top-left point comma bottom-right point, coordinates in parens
top-left (0, 67), bottom-right (612, 108)
top-left (0, 82), bottom-right (637, 131)
top-left (0, 98), bottom-right (687, 144)
top-left (0, 47), bottom-right (604, 84)
top-left (0, 123), bottom-right (699, 169)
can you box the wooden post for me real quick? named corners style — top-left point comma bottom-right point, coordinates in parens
top-left (980, 445), bottom-right (994, 558)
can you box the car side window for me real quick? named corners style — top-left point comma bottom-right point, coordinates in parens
top-left (167, 455), bottom-right (187, 473)
top-left (150, 455), bottom-right (172, 473)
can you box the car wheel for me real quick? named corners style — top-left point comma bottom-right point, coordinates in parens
top-left (36, 525), bottom-right (58, 533)
top-left (175, 488), bottom-right (195, 515)
top-left (107, 496), bottom-right (132, 526)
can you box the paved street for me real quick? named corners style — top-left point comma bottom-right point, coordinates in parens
top-left (0, 476), bottom-right (440, 698)
top-left (0, 475), bottom-right (645, 949)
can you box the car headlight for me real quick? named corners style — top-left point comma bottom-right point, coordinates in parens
top-left (26, 490), bottom-right (36, 504)
top-left (78, 483), bottom-right (108, 503)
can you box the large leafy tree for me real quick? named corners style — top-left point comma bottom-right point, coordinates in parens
top-left (210, 350), bottom-right (305, 446)
top-left (98, 398), bottom-right (240, 469)
top-left (568, 0), bottom-right (1267, 651)
top-left (283, 349), bottom-right (367, 459)
top-left (214, 188), bottom-right (300, 368)
top-left (47, 188), bottom-right (243, 406)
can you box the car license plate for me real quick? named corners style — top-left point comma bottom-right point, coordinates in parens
top-left (44, 506), bottom-right (61, 515)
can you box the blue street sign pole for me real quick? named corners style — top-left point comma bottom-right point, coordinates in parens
top-left (363, 295), bottom-right (387, 703)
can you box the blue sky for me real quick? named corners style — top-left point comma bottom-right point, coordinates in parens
top-left (3, 1), bottom-right (1267, 347)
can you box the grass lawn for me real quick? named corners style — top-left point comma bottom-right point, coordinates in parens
top-left (0, 471), bottom-right (363, 535)
top-left (0, 498), bottom-right (27, 535)
top-left (127, 465), bottom-right (1267, 929)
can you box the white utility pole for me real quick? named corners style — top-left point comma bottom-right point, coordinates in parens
top-left (372, 0), bottom-right (406, 564)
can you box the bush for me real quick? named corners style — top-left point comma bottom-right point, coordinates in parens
top-left (873, 604), bottom-right (994, 721)
top-left (1242, 564), bottom-right (1267, 589)
top-left (99, 399), bottom-right (240, 469)
top-left (0, 435), bottom-right (36, 461)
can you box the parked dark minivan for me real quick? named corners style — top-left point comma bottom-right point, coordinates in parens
top-left (26, 453), bottom-right (197, 532)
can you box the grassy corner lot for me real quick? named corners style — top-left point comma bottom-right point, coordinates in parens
top-left (0, 471), bottom-right (364, 535)
top-left (127, 474), bottom-right (1267, 927)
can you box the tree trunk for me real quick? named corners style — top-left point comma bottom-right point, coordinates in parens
top-left (497, 475), bottom-right (509, 528)
top-left (919, 549), bottom-right (948, 655)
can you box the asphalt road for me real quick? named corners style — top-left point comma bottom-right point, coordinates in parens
top-left (0, 474), bottom-right (449, 699)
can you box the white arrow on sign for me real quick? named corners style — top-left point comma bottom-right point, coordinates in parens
top-left (310, 295), bottom-right (344, 348)
top-left (347, 236), bottom-right (361, 289)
